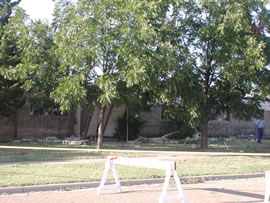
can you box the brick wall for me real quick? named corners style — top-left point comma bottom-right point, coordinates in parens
top-left (139, 106), bottom-right (270, 138)
top-left (139, 106), bottom-right (174, 137)
top-left (1, 102), bottom-right (270, 141)
top-left (0, 99), bottom-right (75, 141)
top-left (208, 111), bottom-right (270, 138)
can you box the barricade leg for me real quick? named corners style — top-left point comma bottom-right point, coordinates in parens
top-left (159, 168), bottom-right (172, 203)
top-left (173, 170), bottom-right (187, 203)
top-left (97, 157), bottom-right (122, 195)
top-left (265, 171), bottom-right (270, 203)
top-left (97, 158), bottom-right (111, 195)
top-left (111, 161), bottom-right (122, 192)
top-left (159, 168), bottom-right (186, 203)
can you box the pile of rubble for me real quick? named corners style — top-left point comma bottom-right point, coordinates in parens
top-left (12, 136), bottom-right (89, 145)
top-left (11, 133), bottom-right (257, 146)
top-left (62, 136), bottom-right (88, 145)
top-left (129, 132), bottom-right (257, 145)
top-left (129, 131), bottom-right (179, 144)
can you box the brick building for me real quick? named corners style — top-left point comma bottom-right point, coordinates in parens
top-left (1, 99), bottom-right (270, 141)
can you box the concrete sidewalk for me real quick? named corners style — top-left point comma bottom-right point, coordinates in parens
top-left (0, 178), bottom-right (267, 203)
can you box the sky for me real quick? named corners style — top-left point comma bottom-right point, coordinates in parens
top-left (19, 0), bottom-right (55, 22)
top-left (19, 1), bottom-right (270, 23)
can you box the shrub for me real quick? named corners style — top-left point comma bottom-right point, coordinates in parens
top-left (175, 124), bottom-right (196, 140)
top-left (114, 110), bottom-right (145, 141)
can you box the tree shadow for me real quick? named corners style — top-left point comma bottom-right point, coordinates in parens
top-left (186, 187), bottom-right (264, 202)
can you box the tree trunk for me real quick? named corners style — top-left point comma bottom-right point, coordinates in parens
top-left (103, 106), bottom-right (113, 134)
top-left (84, 114), bottom-right (92, 140)
top-left (200, 120), bottom-right (208, 149)
top-left (13, 108), bottom-right (19, 140)
top-left (96, 105), bottom-right (106, 149)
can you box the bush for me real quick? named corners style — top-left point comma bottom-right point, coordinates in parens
top-left (114, 111), bottom-right (145, 141)
top-left (175, 125), bottom-right (196, 140)
top-left (162, 104), bottom-right (198, 140)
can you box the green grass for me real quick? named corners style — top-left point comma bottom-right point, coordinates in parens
top-left (0, 140), bottom-right (270, 187)
top-left (0, 155), bottom-right (269, 187)
top-left (0, 163), bottom-right (164, 187)
top-left (208, 140), bottom-right (270, 153)
top-left (0, 148), bottom-right (154, 163)
top-left (1, 140), bottom-right (269, 164)
top-left (1, 140), bottom-right (270, 153)
top-left (0, 149), bottom-right (104, 163)
top-left (174, 155), bottom-right (270, 176)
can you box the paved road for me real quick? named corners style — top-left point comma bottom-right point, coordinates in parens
top-left (0, 178), bottom-right (267, 203)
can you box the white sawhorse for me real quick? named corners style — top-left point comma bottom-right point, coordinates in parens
top-left (265, 171), bottom-right (270, 203)
top-left (97, 156), bottom-right (187, 203)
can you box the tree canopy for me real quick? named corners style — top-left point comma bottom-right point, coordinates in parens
top-left (162, 0), bottom-right (270, 148)
top-left (0, 0), bottom-right (24, 117)
top-left (2, 0), bottom-right (270, 148)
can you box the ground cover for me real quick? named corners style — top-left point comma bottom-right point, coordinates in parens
top-left (0, 149), bottom-right (104, 163)
top-left (0, 155), bottom-right (269, 187)
top-left (1, 140), bottom-right (270, 153)
top-left (1, 140), bottom-right (269, 164)
top-left (209, 140), bottom-right (270, 153)
top-left (0, 148), bottom-right (153, 163)
top-left (0, 153), bottom-right (269, 187)
top-left (0, 140), bottom-right (269, 187)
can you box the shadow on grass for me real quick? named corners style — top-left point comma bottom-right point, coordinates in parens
top-left (0, 148), bottom-right (106, 163)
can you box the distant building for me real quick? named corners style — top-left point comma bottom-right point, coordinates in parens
top-left (1, 99), bottom-right (269, 141)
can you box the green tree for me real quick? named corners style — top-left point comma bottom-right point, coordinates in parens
top-left (3, 0), bottom-right (165, 148)
top-left (50, 0), bottom-right (169, 149)
top-left (51, 0), bottom-right (127, 149)
top-left (0, 2), bottom-right (25, 139)
top-left (0, 0), bottom-right (21, 29)
top-left (1, 7), bottom-right (60, 137)
top-left (18, 20), bottom-right (61, 115)
top-left (165, 0), bottom-right (269, 148)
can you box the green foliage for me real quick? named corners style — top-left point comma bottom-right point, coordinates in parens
top-left (0, 0), bottom-right (21, 28)
top-left (2, 0), bottom-right (269, 150)
top-left (114, 110), bottom-right (145, 141)
top-left (0, 78), bottom-right (25, 116)
top-left (162, 105), bottom-right (197, 140)
top-left (0, 5), bottom-right (25, 116)
top-left (162, 0), bottom-right (270, 148)
top-left (1, 8), bottom-right (64, 114)
top-left (175, 125), bottom-right (196, 140)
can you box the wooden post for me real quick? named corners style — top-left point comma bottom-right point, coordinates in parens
top-left (97, 157), bottom-right (122, 195)
top-left (265, 171), bottom-right (270, 203)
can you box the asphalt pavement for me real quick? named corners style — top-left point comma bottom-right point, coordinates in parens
top-left (0, 177), bottom-right (267, 203)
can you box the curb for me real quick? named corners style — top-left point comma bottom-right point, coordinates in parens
top-left (0, 173), bottom-right (264, 194)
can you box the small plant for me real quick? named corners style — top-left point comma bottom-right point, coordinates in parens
top-left (175, 125), bottom-right (196, 140)
top-left (114, 110), bottom-right (145, 141)
top-left (162, 104), bottom-right (198, 140)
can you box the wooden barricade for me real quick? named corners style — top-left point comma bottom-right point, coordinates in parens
top-left (97, 156), bottom-right (187, 203)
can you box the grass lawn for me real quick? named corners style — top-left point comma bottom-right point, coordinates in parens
top-left (0, 149), bottom-right (104, 163)
top-left (0, 163), bottom-right (164, 187)
top-left (0, 140), bottom-right (270, 187)
top-left (0, 148), bottom-right (154, 163)
top-left (208, 140), bottom-right (270, 153)
top-left (0, 155), bottom-right (269, 187)
top-left (1, 139), bottom-right (270, 153)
